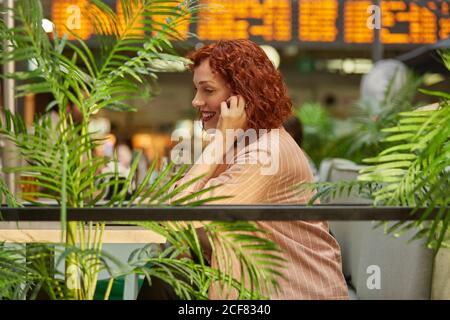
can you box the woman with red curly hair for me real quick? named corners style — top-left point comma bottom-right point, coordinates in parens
top-left (139, 39), bottom-right (348, 300)
top-left (187, 40), bottom-right (292, 131)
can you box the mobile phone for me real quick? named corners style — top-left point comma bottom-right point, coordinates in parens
top-left (226, 95), bottom-right (236, 108)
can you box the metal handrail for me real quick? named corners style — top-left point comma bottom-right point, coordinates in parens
top-left (0, 205), bottom-right (447, 221)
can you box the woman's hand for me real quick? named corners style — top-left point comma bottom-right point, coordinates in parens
top-left (180, 96), bottom-right (248, 185)
top-left (216, 95), bottom-right (247, 133)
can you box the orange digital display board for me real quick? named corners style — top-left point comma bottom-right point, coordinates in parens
top-left (196, 0), bottom-right (292, 41)
top-left (52, 0), bottom-right (190, 40)
top-left (298, 0), bottom-right (339, 42)
top-left (51, 0), bottom-right (450, 46)
top-left (379, 1), bottom-right (437, 44)
top-left (440, 2), bottom-right (450, 40)
top-left (344, 0), bottom-right (374, 43)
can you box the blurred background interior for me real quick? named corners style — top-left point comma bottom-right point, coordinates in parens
top-left (2, 0), bottom-right (448, 175)
top-left (1, 0), bottom-right (449, 301)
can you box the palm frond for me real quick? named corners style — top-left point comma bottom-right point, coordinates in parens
top-left (0, 0), bottom-right (287, 300)
top-left (295, 180), bottom-right (378, 204)
top-left (204, 221), bottom-right (286, 299)
top-left (128, 220), bottom-right (285, 299)
top-left (0, 176), bottom-right (20, 208)
top-left (341, 69), bottom-right (423, 162)
top-left (357, 101), bottom-right (450, 251)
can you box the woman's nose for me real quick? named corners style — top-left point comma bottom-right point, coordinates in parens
top-left (192, 95), bottom-right (204, 109)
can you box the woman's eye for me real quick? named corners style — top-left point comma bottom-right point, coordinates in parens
top-left (205, 89), bottom-right (214, 94)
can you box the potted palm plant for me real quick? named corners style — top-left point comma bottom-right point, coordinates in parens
top-left (0, 0), bottom-right (284, 300)
top-left (300, 50), bottom-right (449, 299)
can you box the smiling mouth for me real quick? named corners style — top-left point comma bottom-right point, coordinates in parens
top-left (201, 111), bottom-right (216, 122)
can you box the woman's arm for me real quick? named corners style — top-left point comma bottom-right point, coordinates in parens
top-left (170, 95), bottom-right (247, 200)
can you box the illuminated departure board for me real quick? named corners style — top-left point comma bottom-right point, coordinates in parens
top-left (196, 0), bottom-right (292, 41)
top-left (116, 0), bottom-right (144, 38)
top-left (344, 0), bottom-right (374, 43)
top-left (440, 2), bottom-right (450, 40)
top-left (298, 0), bottom-right (338, 42)
top-left (149, 1), bottom-right (191, 39)
top-left (50, 0), bottom-right (450, 47)
top-left (381, 1), bottom-right (437, 44)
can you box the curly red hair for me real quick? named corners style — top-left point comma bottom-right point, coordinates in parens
top-left (187, 39), bottom-right (292, 130)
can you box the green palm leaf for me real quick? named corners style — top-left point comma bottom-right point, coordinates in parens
top-left (1, 0), bottom-right (285, 300)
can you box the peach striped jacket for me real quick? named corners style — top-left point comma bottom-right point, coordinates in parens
top-left (171, 127), bottom-right (349, 300)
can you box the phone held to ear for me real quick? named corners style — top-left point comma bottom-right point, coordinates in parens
top-left (225, 95), bottom-right (237, 109)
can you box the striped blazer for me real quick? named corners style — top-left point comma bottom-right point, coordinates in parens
top-left (171, 127), bottom-right (349, 300)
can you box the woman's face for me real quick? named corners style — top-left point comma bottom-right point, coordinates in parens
top-left (192, 59), bottom-right (232, 131)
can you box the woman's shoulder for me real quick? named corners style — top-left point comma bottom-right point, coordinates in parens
top-left (233, 127), bottom-right (306, 160)
top-left (228, 127), bottom-right (312, 179)
top-left (269, 127), bottom-right (305, 156)
top-left (271, 127), bottom-right (316, 180)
